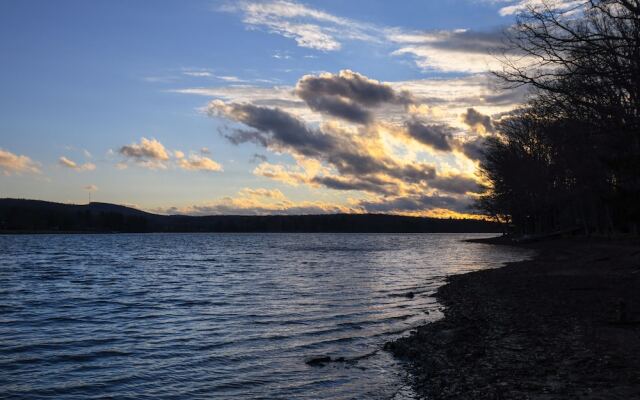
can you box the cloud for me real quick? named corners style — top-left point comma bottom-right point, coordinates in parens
top-left (389, 74), bottom-right (521, 109)
top-left (222, 0), bottom-right (378, 51)
top-left (250, 153), bottom-right (268, 163)
top-left (179, 74), bottom-right (525, 129)
top-left (174, 67), bottom-right (530, 216)
top-left (312, 175), bottom-right (397, 194)
top-left (0, 148), bottom-right (41, 175)
top-left (219, 0), bottom-right (546, 75)
top-left (210, 101), bottom-right (436, 185)
top-left (156, 188), bottom-right (352, 216)
top-left (172, 85), bottom-right (306, 110)
top-left (253, 162), bottom-right (310, 186)
top-left (150, 185), bottom-right (477, 218)
top-left (358, 193), bottom-right (472, 214)
top-left (239, 187), bottom-right (287, 200)
top-left (295, 70), bottom-right (412, 124)
top-left (389, 28), bottom-right (507, 53)
top-left (461, 107), bottom-right (494, 134)
top-left (210, 101), bottom-right (336, 155)
top-left (84, 184), bottom-right (98, 191)
top-left (183, 70), bottom-right (213, 77)
top-left (177, 154), bottom-right (223, 172)
top-left (118, 138), bottom-right (222, 172)
top-left (491, 0), bottom-right (585, 17)
top-left (389, 28), bottom-right (510, 73)
top-left (221, 1), bottom-right (518, 75)
top-left (58, 156), bottom-right (96, 172)
top-left (119, 137), bottom-right (170, 169)
top-left (204, 69), bottom-right (501, 212)
top-left (155, 192), bottom-right (477, 218)
top-left (430, 174), bottom-right (482, 194)
top-left (404, 121), bottom-right (454, 151)
top-left (456, 136), bottom-right (488, 162)
top-left (218, 75), bottom-right (243, 82)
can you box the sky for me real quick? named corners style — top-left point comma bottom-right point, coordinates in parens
top-left (0, 0), bottom-right (535, 217)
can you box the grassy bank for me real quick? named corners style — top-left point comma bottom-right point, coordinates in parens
top-left (386, 238), bottom-right (640, 399)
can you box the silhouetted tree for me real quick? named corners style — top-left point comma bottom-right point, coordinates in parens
top-left (479, 0), bottom-right (640, 234)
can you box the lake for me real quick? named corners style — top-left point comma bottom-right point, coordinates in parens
top-left (0, 233), bottom-right (532, 399)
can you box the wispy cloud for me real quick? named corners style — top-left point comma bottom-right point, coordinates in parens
top-left (489, 0), bottom-right (585, 16)
top-left (388, 28), bottom-right (512, 73)
top-left (221, 0), bottom-right (379, 51)
top-left (183, 70), bottom-right (213, 77)
top-left (58, 156), bottom-right (96, 172)
top-left (220, 0), bottom-right (525, 74)
top-left (239, 187), bottom-right (287, 200)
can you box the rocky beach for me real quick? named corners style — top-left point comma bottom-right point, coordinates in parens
top-left (386, 238), bottom-right (640, 399)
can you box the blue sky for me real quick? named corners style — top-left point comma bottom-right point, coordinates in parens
top-left (0, 0), bottom-right (533, 216)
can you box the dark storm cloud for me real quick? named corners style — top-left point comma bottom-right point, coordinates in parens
top-left (211, 102), bottom-right (437, 186)
top-left (483, 86), bottom-right (529, 106)
top-left (426, 29), bottom-right (509, 54)
top-left (295, 70), bottom-right (413, 124)
top-left (430, 175), bottom-right (482, 194)
top-left (224, 129), bottom-right (270, 147)
top-left (457, 136), bottom-right (487, 162)
top-left (313, 175), bottom-right (396, 194)
top-left (462, 108), bottom-right (494, 133)
top-left (359, 194), bottom-right (472, 214)
top-left (299, 94), bottom-right (372, 124)
top-left (390, 163), bottom-right (436, 183)
top-left (212, 103), bottom-right (336, 157)
top-left (405, 121), bottom-right (454, 151)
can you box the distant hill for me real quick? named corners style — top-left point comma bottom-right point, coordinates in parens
top-left (0, 198), bottom-right (502, 233)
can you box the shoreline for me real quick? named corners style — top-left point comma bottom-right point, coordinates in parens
top-left (385, 238), bottom-right (640, 399)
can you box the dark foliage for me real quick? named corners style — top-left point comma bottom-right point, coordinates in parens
top-left (478, 0), bottom-right (640, 235)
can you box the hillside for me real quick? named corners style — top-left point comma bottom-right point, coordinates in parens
top-left (0, 198), bottom-right (502, 233)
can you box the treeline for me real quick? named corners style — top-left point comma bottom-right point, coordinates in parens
top-left (0, 199), bottom-right (501, 233)
top-left (478, 0), bottom-right (640, 235)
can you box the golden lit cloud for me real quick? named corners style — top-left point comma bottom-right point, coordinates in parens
top-left (58, 156), bottom-right (96, 172)
top-left (118, 137), bottom-right (171, 169)
top-left (0, 148), bottom-right (41, 175)
top-left (181, 68), bottom-right (527, 217)
top-left (177, 154), bottom-right (223, 172)
top-left (117, 138), bottom-right (222, 172)
top-left (154, 188), bottom-right (355, 216)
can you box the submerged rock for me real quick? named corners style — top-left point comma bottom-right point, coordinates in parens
top-left (305, 356), bottom-right (332, 366)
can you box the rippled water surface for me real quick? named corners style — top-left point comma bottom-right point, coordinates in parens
top-left (0, 233), bottom-right (532, 399)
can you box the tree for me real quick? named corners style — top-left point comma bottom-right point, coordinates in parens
top-left (478, 0), bottom-right (640, 234)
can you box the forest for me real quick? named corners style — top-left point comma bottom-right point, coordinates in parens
top-left (477, 0), bottom-right (640, 235)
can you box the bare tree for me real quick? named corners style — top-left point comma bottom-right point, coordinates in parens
top-left (478, 0), bottom-right (640, 234)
